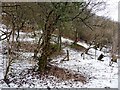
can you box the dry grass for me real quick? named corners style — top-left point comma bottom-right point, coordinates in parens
top-left (20, 27), bottom-right (34, 33)
top-left (70, 43), bottom-right (86, 52)
top-left (50, 50), bottom-right (65, 59)
top-left (8, 41), bottom-right (65, 59)
top-left (46, 65), bottom-right (87, 83)
top-left (9, 41), bottom-right (37, 52)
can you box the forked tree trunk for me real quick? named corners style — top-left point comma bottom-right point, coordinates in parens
top-left (38, 27), bottom-right (51, 73)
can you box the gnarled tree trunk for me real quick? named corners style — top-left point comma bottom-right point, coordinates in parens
top-left (38, 27), bottom-right (51, 73)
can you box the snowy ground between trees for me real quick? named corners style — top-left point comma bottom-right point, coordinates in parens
top-left (0, 24), bottom-right (118, 88)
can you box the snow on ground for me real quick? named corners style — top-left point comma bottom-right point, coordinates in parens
top-left (53, 47), bottom-right (118, 88)
top-left (0, 27), bottom-right (118, 88)
top-left (0, 24), bottom-right (10, 88)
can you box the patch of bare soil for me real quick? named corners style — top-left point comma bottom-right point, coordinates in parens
top-left (50, 50), bottom-right (65, 59)
top-left (46, 65), bottom-right (87, 84)
top-left (18, 41), bottom-right (37, 52)
top-left (20, 27), bottom-right (34, 33)
top-left (7, 41), bottom-right (37, 52)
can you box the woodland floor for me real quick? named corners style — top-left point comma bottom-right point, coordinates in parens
top-left (0, 24), bottom-right (118, 88)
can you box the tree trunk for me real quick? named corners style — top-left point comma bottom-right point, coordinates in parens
top-left (16, 29), bottom-right (20, 51)
top-left (12, 26), bottom-right (15, 44)
top-left (4, 36), bottom-right (12, 83)
top-left (73, 29), bottom-right (78, 44)
top-left (58, 28), bottom-right (62, 52)
top-left (38, 27), bottom-right (51, 73)
top-left (33, 35), bottom-right (43, 59)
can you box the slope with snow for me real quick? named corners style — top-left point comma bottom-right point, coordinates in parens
top-left (0, 25), bottom-right (118, 88)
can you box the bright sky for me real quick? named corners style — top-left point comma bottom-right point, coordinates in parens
top-left (96, 0), bottom-right (119, 21)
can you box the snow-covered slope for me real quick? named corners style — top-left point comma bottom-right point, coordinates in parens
top-left (0, 27), bottom-right (118, 88)
top-left (53, 47), bottom-right (118, 88)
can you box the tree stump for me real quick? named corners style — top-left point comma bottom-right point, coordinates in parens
top-left (60, 50), bottom-right (69, 62)
top-left (97, 54), bottom-right (104, 61)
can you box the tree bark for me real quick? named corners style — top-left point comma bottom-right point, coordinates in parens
top-left (58, 28), bottom-right (62, 52)
top-left (38, 27), bottom-right (51, 73)
top-left (73, 29), bottom-right (78, 44)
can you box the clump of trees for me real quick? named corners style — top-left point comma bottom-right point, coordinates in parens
top-left (0, 1), bottom-right (117, 82)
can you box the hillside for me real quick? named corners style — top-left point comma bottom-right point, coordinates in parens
top-left (0, 25), bottom-right (118, 88)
